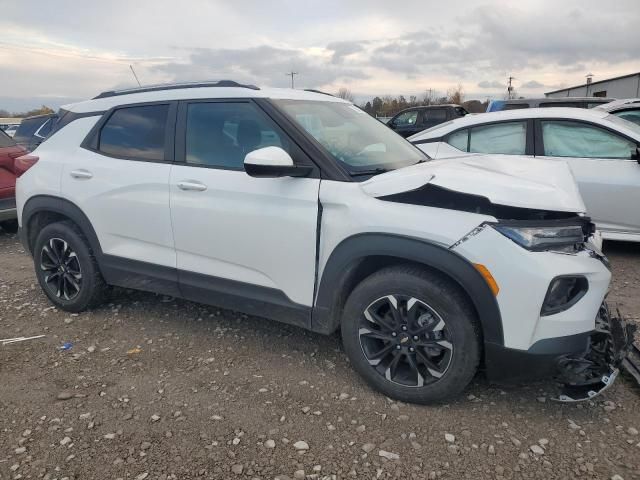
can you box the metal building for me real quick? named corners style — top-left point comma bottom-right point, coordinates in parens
top-left (545, 72), bottom-right (640, 99)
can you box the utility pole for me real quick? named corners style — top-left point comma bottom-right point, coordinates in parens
top-left (130, 65), bottom-right (142, 87)
top-left (285, 71), bottom-right (298, 89)
top-left (507, 76), bottom-right (516, 99)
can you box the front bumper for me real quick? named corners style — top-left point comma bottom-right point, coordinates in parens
top-left (486, 302), bottom-right (635, 401)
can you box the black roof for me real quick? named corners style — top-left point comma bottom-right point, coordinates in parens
top-left (93, 80), bottom-right (260, 99)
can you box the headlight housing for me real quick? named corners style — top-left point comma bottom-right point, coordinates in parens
top-left (493, 224), bottom-right (585, 251)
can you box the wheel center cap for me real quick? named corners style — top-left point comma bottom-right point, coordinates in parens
top-left (399, 334), bottom-right (410, 345)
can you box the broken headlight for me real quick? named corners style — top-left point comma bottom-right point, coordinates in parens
top-left (493, 224), bottom-right (585, 251)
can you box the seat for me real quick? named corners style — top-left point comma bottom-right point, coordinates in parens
top-left (237, 120), bottom-right (262, 155)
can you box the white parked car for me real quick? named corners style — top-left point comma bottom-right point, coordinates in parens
top-left (410, 108), bottom-right (640, 242)
top-left (16, 82), bottom-right (631, 403)
top-left (594, 98), bottom-right (640, 126)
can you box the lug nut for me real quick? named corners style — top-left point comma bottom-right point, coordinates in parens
top-left (401, 325), bottom-right (407, 331)
top-left (396, 345), bottom-right (401, 350)
top-left (409, 347), bottom-right (415, 352)
top-left (391, 332), bottom-right (397, 337)
top-left (413, 336), bottom-right (419, 341)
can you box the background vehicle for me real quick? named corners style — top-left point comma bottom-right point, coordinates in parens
top-left (594, 98), bottom-right (640, 126)
top-left (13, 113), bottom-right (58, 151)
top-left (16, 81), bottom-right (624, 403)
top-left (410, 107), bottom-right (640, 242)
top-left (487, 97), bottom-right (612, 112)
top-left (387, 105), bottom-right (468, 137)
top-left (0, 129), bottom-right (28, 232)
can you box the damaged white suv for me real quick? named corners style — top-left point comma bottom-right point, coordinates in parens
top-left (16, 81), bottom-right (632, 403)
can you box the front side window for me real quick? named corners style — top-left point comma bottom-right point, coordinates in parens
top-left (99, 105), bottom-right (169, 160)
top-left (469, 121), bottom-right (527, 155)
top-left (274, 100), bottom-right (425, 174)
top-left (393, 110), bottom-right (418, 126)
top-left (541, 120), bottom-right (637, 159)
top-left (447, 129), bottom-right (469, 151)
top-left (185, 102), bottom-right (290, 169)
top-left (0, 130), bottom-right (14, 148)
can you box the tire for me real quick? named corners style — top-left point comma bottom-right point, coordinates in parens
top-left (341, 265), bottom-right (481, 404)
top-left (1, 219), bottom-right (18, 233)
top-left (33, 221), bottom-right (107, 312)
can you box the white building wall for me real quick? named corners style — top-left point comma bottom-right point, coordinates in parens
top-left (546, 74), bottom-right (640, 98)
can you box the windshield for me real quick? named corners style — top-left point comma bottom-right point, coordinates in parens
top-left (606, 113), bottom-right (640, 136)
top-left (273, 100), bottom-right (427, 174)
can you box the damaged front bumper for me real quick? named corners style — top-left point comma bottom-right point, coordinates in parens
top-left (484, 302), bottom-right (635, 401)
top-left (553, 303), bottom-right (635, 402)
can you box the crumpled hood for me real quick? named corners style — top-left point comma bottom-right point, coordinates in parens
top-left (360, 154), bottom-right (586, 213)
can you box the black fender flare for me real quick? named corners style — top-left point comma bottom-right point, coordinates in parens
top-left (21, 195), bottom-right (103, 256)
top-left (312, 233), bottom-right (504, 346)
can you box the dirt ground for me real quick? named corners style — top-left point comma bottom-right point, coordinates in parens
top-left (1, 231), bottom-right (639, 480)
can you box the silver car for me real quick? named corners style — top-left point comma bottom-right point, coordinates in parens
top-left (409, 107), bottom-right (640, 242)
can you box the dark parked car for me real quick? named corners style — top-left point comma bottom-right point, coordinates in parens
top-left (486, 97), bottom-right (612, 112)
top-left (0, 130), bottom-right (28, 232)
top-left (387, 105), bottom-right (468, 138)
top-left (13, 113), bottom-right (58, 151)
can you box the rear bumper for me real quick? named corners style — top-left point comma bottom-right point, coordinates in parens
top-left (485, 302), bottom-right (634, 401)
top-left (0, 197), bottom-right (17, 221)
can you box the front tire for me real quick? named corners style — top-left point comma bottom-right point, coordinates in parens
top-left (341, 265), bottom-right (481, 404)
top-left (33, 222), bottom-right (107, 312)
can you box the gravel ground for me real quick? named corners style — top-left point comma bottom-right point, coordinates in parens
top-left (1, 231), bottom-right (639, 480)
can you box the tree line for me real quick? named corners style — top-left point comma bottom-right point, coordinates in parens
top-left (0, 105), bottom-right (54, 118)
top-left (336, 86), bottom-right (488, 117)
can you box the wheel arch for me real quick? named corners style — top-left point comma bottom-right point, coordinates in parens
top-left (312, 233), bottom-right (504, 346)
top-left (21, 195), bottom-right (103, 257)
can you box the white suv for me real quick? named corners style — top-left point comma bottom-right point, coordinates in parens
top-left (16, 81), bottom-right (631, 403)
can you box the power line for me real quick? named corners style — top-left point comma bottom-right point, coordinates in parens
top-left (285, 71), bottom-right (298, 89)
top-left (507, 76), bottom-right (516, 99)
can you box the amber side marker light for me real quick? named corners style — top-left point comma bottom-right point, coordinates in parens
top-left (473, 263), bottom-right (499, 296)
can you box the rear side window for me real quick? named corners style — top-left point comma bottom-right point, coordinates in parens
top-left (0, 130), bottom-right (15, 148)
top-left (14, 118), bottom-right (43, 143)
top-left (423, 109), bottom-right (447, 122)
top-left (615, 109), bottom-right (640, 126)
top-left (541, 120), bottom-right (637, 159)
top-left (447, 129), bottom-right (469, 151)
top-left (99, 105), bottom-right (169, 161)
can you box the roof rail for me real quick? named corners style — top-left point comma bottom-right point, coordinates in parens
top-left (304, 89), bottom-right (335, 97)
top-left (93, 80), bottom-right (260, 99)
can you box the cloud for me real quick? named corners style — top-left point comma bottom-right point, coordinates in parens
top-left (326, 41), bottom-right (366, 64)
top-left (520, 80), bottom-right (545, 89)
top-left (154, 45), bottom-right (370, 89)
top-left (478, 80), bottom-right (506, 89)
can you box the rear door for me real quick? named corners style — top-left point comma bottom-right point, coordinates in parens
top-left (421, 108), bottom-right (448, 130)
top-left (61, 102), bottom-right (178, 278)
top-left (534, 119), bottom-right (640, 237)
top-left (169, 99), bottom-right (320, 319)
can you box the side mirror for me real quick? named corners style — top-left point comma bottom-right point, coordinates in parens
top-left (244, 146), bottom-right (312, 178)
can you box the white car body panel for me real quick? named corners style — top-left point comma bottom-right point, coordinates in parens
top-left (360, 156), bottom-right (585, 213)
top-left (453, 227), bottom-right (610, 349)
top-left (410, 108), bottom-right (640, 241)
top-left (169, 165), bottom-right (320, 306)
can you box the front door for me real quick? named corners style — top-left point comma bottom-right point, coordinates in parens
top-left (169, 99), bottom-right (320, 321)
top-left (535, 119), bottom-right (640, 238)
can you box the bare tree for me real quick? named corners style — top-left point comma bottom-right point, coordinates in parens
top-left (447, 84), bottom-right (464, 105)
top-left (336, 88), bottom-right (355, 102)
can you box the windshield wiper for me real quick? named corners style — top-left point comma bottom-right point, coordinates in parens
top-left (349, 167), bottom-right (390, 177)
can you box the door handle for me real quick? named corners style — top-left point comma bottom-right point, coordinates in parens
top-left (70, 169), bottom-right (93, 179)
top-left (177, 181), bottom-right (207, 192)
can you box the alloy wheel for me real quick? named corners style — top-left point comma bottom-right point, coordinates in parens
top-left (358, 295), bottom-right (453, 387)
top-left (40, 238), bottom-right (83, 300)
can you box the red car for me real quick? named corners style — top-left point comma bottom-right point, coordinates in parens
top-left (0, 129), bottom-right (29, 233)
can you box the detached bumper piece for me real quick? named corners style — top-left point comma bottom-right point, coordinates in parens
top-left (553, 303), bottom-right (635, 402)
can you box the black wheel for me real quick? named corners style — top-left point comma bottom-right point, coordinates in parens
top-left (0, 219), bottom-right (18, 233)
top-left (33, 221), bottom-right (107, 312)
top-left (341, 265), bottom-right (481, 404)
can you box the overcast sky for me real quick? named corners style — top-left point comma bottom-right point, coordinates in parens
top-left (1, 0), bottom-right (639, 111)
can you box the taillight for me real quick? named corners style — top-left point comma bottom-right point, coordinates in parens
top-left (14, 154), bottom-right (39, 177)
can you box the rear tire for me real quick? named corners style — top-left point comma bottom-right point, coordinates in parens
top-left (1, 219), bottom-right (18, 233)
top-left (33, 221), bottom-right (107, 312)
top-left (341, 265), bottom-right (481, 404)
